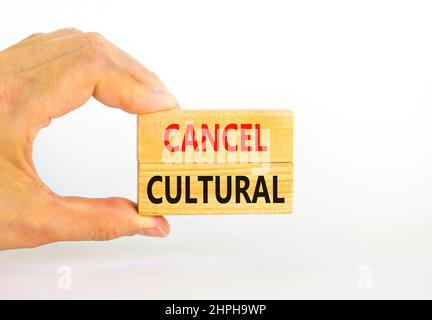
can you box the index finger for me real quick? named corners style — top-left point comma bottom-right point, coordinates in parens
top-left (18, 46), bottom-right (178, 136)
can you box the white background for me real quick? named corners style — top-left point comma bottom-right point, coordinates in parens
top-left (1, 0), bottom-right (432, 299)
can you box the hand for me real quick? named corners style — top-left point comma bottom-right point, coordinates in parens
top-left (0, 28), bottom-right (177, 250)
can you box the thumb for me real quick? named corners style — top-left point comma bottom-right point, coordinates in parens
top-left (51, 196), bottom-right (169, 241)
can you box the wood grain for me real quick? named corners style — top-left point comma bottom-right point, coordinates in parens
top-left (137, 109), bottom-right (293, 215)
top-left (138, 109), bottom-right (293, 164)
top-left (138, 162), bottom-right (293, 215)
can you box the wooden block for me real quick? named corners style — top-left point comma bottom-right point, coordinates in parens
top-left (137, 109), bottom-right (293, 215)
top-left (138, 109), bottom-right (293, 164)
top-left (138, 162), bottom-right (293, 215)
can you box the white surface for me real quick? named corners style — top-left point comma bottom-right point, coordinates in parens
top-left (1, 0), bottom-right (432, 299)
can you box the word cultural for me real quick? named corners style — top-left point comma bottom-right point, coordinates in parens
top-left (147, 175), bottom-right (284, 204)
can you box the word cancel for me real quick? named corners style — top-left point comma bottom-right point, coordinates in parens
top-left (138, 109), bottom-right (293, 215)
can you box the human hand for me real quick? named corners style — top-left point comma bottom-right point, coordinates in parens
top-left (0, 28), bottom-right (177, 250)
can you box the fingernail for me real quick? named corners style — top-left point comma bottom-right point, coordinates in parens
top-left (137, 225), bottom-right (168, 237)
top-left (152, 88), bottom-right (178, 110)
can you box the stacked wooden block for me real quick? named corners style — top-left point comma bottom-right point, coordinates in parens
top-left (138, 110), bottom-right (293, 215)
